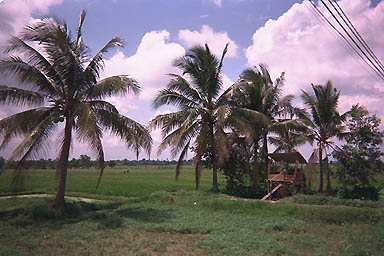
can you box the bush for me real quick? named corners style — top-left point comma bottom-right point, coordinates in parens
top-left (27, 204), bottom-right (60, 219)
top-left (336, 186), bottom-right (378, 201)
top-left (292, 194), bottom-right (380, 208)
top-left (64, 202), bottom-right (83, 218)
top-left (222, 183), bottom-right (267, 199)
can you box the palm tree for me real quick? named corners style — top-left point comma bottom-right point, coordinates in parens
top-left (151, 44), bottom-right (232, 192)
top-left (269, 95), bottom-right (309, 153)
top-left (231, 65), bottom-right (286, 188)
top-left (301, 81), bottom-right (344, 194)
top-left (0, 11), bottom-right (152, 207)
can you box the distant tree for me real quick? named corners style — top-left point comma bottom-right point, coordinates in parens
top-left (108, 160), bottom-right (116, 168)
top-left (333, 105), bottom-right (384, 188)
top-left (80, 154), bottom-right (92, 168)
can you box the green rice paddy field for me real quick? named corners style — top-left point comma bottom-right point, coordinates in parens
top-left (0, 166), bottom-right (383, 255)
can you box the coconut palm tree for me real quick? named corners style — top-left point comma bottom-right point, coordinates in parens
top-left (301, 81), bottom-right (344, 194)
top-left (151, 44), bottom-right (233, 192)
top-left (0, 11), bottom-right (152, 207)
top-left (230, 65), bottom-right (287, 188)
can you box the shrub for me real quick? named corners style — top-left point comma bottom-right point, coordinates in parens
top-left (27, 204), bottom-right (59, 219)
top-left (292, 194), bottom-right (380, 208)
top-left (336, 186), bottom-right (378, 201)
top-left (222, 183), bottom-right (267, 199)
top-left (98, 213), bottom-right (122, 229)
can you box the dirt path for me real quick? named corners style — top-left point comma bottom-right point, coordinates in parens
top-left (0, 193), bottom-right (106, 203)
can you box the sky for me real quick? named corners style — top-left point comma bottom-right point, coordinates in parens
top-left (0, 0), bottom-right (383, 161)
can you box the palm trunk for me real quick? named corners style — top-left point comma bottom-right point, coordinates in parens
top-left (316, 147), bottom-right (323, 193)
top-left (263, 134), bottom-right (269, 181)
top-left (195, 160), bottom-right (200, 190)
top-left (252, 142), bottom-right (259, 188)
top-left (209, 120), bottom-right (218, 193)
top-left (325, 156), bottom-right (333, 195)
top-left (54, 117), bottom-right (72, 208)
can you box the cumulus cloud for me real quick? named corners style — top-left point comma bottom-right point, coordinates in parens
top-left (0, 0), bottom-right (63, 45)
top-left (102, 30), bottom-right (185, 101)
top-left (178, 25), bottom-right (238, 58)
top-left (245, 0), bottom-right (384, 115)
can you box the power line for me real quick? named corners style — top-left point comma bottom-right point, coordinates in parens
top-left (304, 1), bottom-right (381, 83)
top-left (330, 0), bottom-right (384, 72)
top-left (308, 0), bottom-right (384, 80)
top-left (320, 0), bottom-right (384, 79)
top-left (308, 0), bottom-right (384, 81)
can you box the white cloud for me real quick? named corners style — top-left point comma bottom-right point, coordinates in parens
top-left (178, 25), bottom-right (239, 58)
top-left (0, 0), bottom-right (63, 45)
top-left (209, 0), bottom-right (222, 7)
top-left (102, 30), bottom-right (185, 101)
top-left (245, 0), bottom-right (384, 116)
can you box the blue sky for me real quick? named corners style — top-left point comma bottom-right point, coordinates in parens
top-left (0, 0), bottom-right (383, 160)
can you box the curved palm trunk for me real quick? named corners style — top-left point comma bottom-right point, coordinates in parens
top-left (316, 147), bottom-right (323, 193)
top-left (54, 117), bottom-right (73, 208)
top-left (252, 141), bottom-right (259, 188)
top-left (325, 156), bottom-right (333, 195)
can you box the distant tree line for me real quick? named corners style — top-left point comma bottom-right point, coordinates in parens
top-left (0, 155), bottom-right (192, 170)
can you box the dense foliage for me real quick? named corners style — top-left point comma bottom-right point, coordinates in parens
top-left (334, 105), bottom-right (384, 189)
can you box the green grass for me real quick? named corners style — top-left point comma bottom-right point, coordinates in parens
top-left (0, 166), bottom-right (383, 255)
top-left (0, 165), bottom-right (226, 197)
top-left (0, 191), bottom-right (383, 256)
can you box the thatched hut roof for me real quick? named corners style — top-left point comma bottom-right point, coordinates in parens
top-left (268, 151), bottom-right (307, 164)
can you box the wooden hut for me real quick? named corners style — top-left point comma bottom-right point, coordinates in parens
top-left (262, 151), bottom-right (307, 200)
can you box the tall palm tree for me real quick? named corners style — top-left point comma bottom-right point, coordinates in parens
top-left (151, 44), bottom-right (232, 192)
top-left (0, 11), bottom-right (152, 207)
top-left (301, 81), bottom-right (344, 194)
top-left (231, 65), bottom-right (286, 188)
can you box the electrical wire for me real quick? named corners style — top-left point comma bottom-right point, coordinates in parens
top-left (330, 0), bottom-right (384, 72)
top-left (309, 0), bottom-right (384, 80)
top-left (308, 0), bottom-right (384, 80)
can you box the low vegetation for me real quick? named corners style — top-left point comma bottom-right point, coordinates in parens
top-left (0, 166), bottom-right (383, 255)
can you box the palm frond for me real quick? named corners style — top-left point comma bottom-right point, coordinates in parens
top-left (153, 89), bottom-right (200, 109)
top-left (84, 37), bottom-right (124, 81)
top-left (1, 111), bottom-right (56, 190)
top-left (83, 75), bottom-right (140, 100)
top-left (3, 37), bottom-right (63, 95)
top-left (74, 102), bottom-right (105, 189)
top-left (0, 85), bottom-right (44, 107)
top-left (0, 107), bottom-right (55, 150)
top-left (87, 100), bottom-right (119, 113)
top-left (175, 140), bottom-right (191, 180)
top-left (96, 109), bottom-right (152, 156)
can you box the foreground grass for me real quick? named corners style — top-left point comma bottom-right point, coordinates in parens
top-left (1, 166), bottom-right (383, 255)
top-left (0, 191), bottom-right (383, 256)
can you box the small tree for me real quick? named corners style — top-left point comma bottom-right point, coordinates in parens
top-left (333, 105), bottom-right (384, 188)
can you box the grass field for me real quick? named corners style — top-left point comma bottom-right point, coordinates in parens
top-left (0, 166), bottom-right (383, 255)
